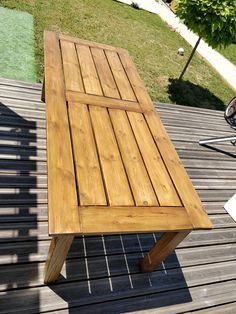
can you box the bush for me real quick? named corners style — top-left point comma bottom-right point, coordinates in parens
top-left (176, 0), bottom-right (236, 48)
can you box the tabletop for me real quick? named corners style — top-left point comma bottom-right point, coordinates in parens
top-left (44, 31), bottom-right (212, 236)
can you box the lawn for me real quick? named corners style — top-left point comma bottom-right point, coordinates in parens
top-left (1, 0), bottom-right (235, 109)
top-left (218, 44), bottom-right (236, 66)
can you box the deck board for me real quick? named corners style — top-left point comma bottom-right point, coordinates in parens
top-left (0, 77), bottom-right (236, 313)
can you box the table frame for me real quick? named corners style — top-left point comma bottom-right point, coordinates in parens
top-left (43, 31), bottom-right (212, 284)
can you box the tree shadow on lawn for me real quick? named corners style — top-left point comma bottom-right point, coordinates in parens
top-left (167, 78), bottom-right (226, 111)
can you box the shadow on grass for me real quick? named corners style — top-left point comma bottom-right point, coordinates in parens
top-left (167, 78), bottom-right (226, 111)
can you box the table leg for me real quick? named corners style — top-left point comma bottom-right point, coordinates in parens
top-left (41, 77), bottom-right (45, 102)
top-left (44, 235), bottom-right (74, 284)
top-left (140, 231), bottom-right (190, 272)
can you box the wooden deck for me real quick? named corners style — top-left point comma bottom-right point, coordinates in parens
top-left (0, 77), bottom-right (236, 313)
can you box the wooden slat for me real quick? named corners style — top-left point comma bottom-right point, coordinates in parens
top-left (2, 241), bottom-right (236, 283)
top-left (76, 44), bottom-right (103, 95)
top-left (184, 303), bottom-right (236, 314)
top-left (145, 110), bottom-right (213, 229)
top-left (44, 31), bottom-right (80, 235)
top-left (0, 214), bottom-right (232, 244)
top-left (2, 224), bottom-right (236, 256)
top-left (160, 115), bottom-right (232, 132)
top-left (119, 50), bottom-right (154, 112)
top-left (0, 160), bottom-right (46, 172)
top-left (2, 261), bottom-right (236, 313)
top-left (89, 105), bottom-right (134, 206)
top-left (0, 85), bottom-right (41, 95)
top-left (1, 231), bottom-right (236, 265)
top-left (0, 77), bottom-right (42, 89)
top-left (63, 281), bottom-right (236, 314)
top-left (109, 109), bottom-right (158, 206)
top-left (60, 40), bottom-right (84, 92)
top-left (157, 101), bottom-right (224, 116)
top-left (91, 47), bottom-right (120, 98)
top-left (68, 102), bottom-right (107, 205)
top-left (0, 101), bottom-right (43, 116)
top-left (188, 168), bottom-right (235, 179)
top-left (0, 89), bottom-right (42, 102)
top-left (80, 206), bottom-right (192, 233)
top-left (191, 178), bottom-right (236, 189)
top-left (183, 159), bottom-right (236, 170)
top-left (105, 50), bottom-right (137, 101)
top-left (166, 125), bottom-right (233, 138)
top-left (128, 111), bottom-right (181, 206)
top-left (66, 90), bottom-right (141, 112)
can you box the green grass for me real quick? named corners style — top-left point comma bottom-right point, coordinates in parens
top-left (0, 7), bottom-right (36, 81)
top-left (1, 0), bottom-right (235, 109)
top-left (218, 44), bottom-right (236, 66)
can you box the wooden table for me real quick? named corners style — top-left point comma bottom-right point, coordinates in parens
top-left (43, 31), bottom-right (212, 284)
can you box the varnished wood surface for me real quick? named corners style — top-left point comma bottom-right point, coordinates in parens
top-left (140, 231), bottom-right (190, 272)
top-left (0, 77), bottom-right (236, 313)
top-left (44, 235), bottom-right (74, 284)
top-left (45, 32), bottom-right (212, 235)
top-left (44, 32), bottom-right (80, 235)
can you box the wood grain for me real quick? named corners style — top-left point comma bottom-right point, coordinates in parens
top-left (66, 90), bottom-right (141, 112)
top-left (146, 110), bottom-right (213, 229)
top-left (109, 109), bottom-right (158, 206)
top-left (44, 235), bottom-right (74, 283)
top-left (140, 231), bottom-right (190, 272)
top-left (128, 111), bottom-right (182, 206)
top-left (105, 50), bottom-right (137, 101)
top-left (89, 106), bottom-right (134, 206)
top-left (68, 102), bottom-right (107, 206)
top-left (91, 47), bottom-right (120, 98)
top-left (119, 50), bottom-right (154, 112)
top-left (60, 40), bottom-right (84, 92)
top-left (80, 206), bottom-right (192, 234)
top-left (59, 33), bottom-right (127, 53)
top-left (44, 31), bottom-right (80, 235)
top-left (76, 44), bottom-right (103, 95)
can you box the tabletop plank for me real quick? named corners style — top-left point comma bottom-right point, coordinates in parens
top-left (60, 40), bottom-right (84, 92)
top-left (119, 50), bottom-right (154, 112)
top-left (90, 105), bottom-right (134, 206)
top-left (66, 91), bottom-right (141, 112)
top-left (128, 111), bottom-right (182, 206)
top-left (146, 111), bottom-right (213, 229)
top-left (68, 103), bottom-right (107, 206)
top-left (59, 33), bottom-right (126, 52)
top-left (80, 206), bottom-right (193, 234)
top-left (44, 31), bottom-right (81, 235)
top-left (109, 109), bottom-right (158, 206)
top-left (91, 47), bottom-right (120, 99)
top-left (105, 50), bottom-right (137, 102)
top-left (76, 45), bottom-right (103, 96)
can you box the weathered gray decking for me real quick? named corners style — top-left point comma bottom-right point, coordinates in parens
top-left (1, 77), bottom-right (236, 313)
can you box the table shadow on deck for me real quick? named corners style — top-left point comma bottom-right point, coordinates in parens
top-left (48, 234), bottom-right (192, 313)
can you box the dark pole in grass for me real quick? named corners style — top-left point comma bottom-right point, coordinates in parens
top-left (179, 37), bottom-right (201, 80)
